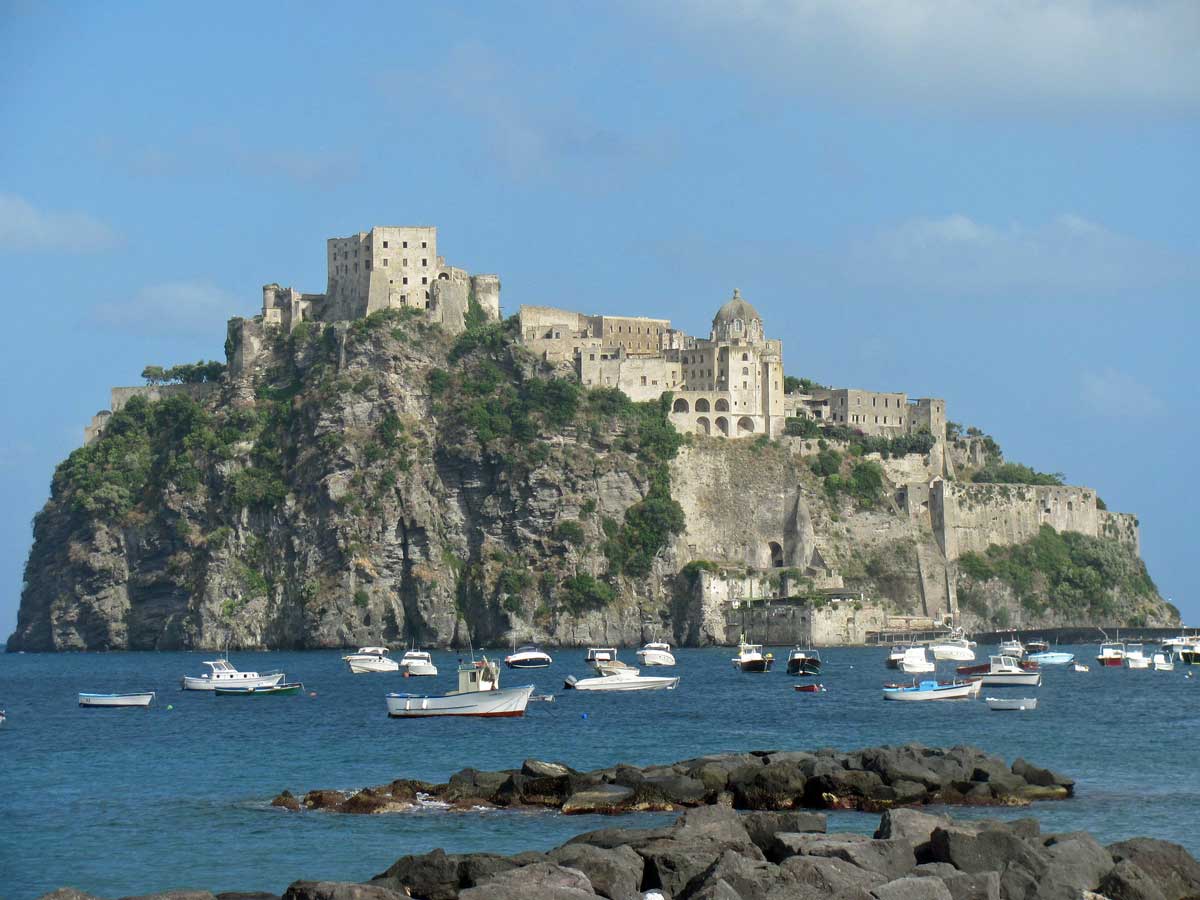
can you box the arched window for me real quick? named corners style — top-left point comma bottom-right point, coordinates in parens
top-left (742, 367), bottom-right (749, 375)
top-left (742, 353), bottom-right (749, 361)
top-left (672, 398), bottom-right (689, 413)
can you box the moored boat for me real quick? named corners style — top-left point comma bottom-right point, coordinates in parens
top-left (785, 647), bottom-right (822, 676)
top-left (181, 659), bottom-right (285, 691)
top-left (899, 647), bottom-right (935, 675)
top-left (794, 683), bottom-right (824, 693)
top-left (986, 696), bottom-right (1038, 711)
top-left (997, 638), bottom-right (1026, 659)
top-left (386, 658), bottom-right (533, 718)
top-left (885, 645), bottom-right (909, 669)
top-left (732, 638), bottom-right (774, 673)
top-left (78, 691), bottom-right (155, 708)
top-left (1152, 652), bottom-right (1175, 672)
top-left (564, 670), bottom-right (679, 691)
top-left (882, 679), bottom-right (979, 701)
top-left (1073, 662), bottom-right (1090, 672)
top-left (1096, 642), bottom-right (1126, 667)
top-left (505, 645), bottom-right (553, 669)
top-left (585, 647), bottom-right (618, 665)
top-left (636, 642), bottom-right (676, 667)
top-left (930, 629), bottom-right (977, 662)
top-left (593, 658), bottom-right (639, 676)
top-left (978, 655), bottom-right (1042, 687)
top-left (1124, 644), bottom-right (1150, 669)
top-left (343, 647), bottom-right (399, 674)
top-left (1024, 639), bottom-right (1050, 654)
top-left (215, 682), bottom-right (305, 696)
top-left (399, 650), bottom-right (437, 677)
top-left (1026, 651), bottom-right (1075, 666)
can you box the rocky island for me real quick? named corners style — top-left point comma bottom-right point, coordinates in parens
top-left (9, 225), bottom-right (1176, 652)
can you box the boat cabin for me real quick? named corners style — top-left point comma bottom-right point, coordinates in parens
top-left (643, 641), bottom-right (671, 652)
top-left (401, 651), bottom-right (433, 663)
top-left (455, 659), bottom-right (499, 694)
top-left (355, 647), bottom-right (390, 657)
top-left (586, 647), bottom-right (617, 662)
top-left (200, 660), bottom-right (260, 680)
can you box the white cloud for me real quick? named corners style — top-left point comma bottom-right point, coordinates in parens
top-left (92, 281), bottom-right (247, 337)
top-left (1079, 368), bottom-right (1166, 418)
top-left (0, 193), bottom-right (120, 252)
top-left (852, 212), bottom-right (1189, 295)
top-left (640, 0), bottom-right (1200, 110)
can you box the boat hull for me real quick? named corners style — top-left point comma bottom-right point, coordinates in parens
top-left (565, 674), bottom-right (679, 691)
top-left (78, 692), bottom-right (155, 708)
top-left (636, 650), bottom-right (676, 667)
top-left (986, 697), bottom-right (1038, 711)
top-left (1096, 657), bottom-right (1124, 667)
top-left (882, 682), bottom-right (978, 701)
top-left (930, 646), bottom-right (976, 662)
top-left (1179, 650), bottom-right (1200, 665)
top-left (385, 684), bottom-right (534, 717)
top-left (735, 659), bottom-right (774, 673)
top-left (216, 682), bottom-right (304, 696)
top-left (181, 672), bottom-right (284, 691)
top-left (786, 660), bottom-right (822, 676)
top-left (505, 656), bottom-right (552, 669)
top-left (345, 657), bottom-right (400, 674)
top-left (979, 672), bottom-right (1042, 687)
top-left (1026, 652), bottom-right (1074, 665)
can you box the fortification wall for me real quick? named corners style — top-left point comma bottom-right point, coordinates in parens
top-left (110, 382), bottom-right (218, 413)
top-left (580, 354), bottom-right (680, 401)
top-left (1099, 510), bottom-right (1141, 554)
top-left (934, 481), bottom-right (1100, 559)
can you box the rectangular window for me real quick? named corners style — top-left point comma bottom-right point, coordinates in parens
top-left (421, 276), bottom-right (428, 284)
top-left (403, 259), bottom-right (408, 266)
top-left (383, 259), bottom-right (389, 267)
top-left (402, 241), bottom-right (408, 248)
top-left (641, 376), bottom-right (647, 385)
top-left (402, 277), bottom-right (408, 285)
top-left (422, 258), bottom-right (428, 267)
top-left (421, 241), bottom-right (427, 248)
top-left (383, 240), bottom-right (389, 248)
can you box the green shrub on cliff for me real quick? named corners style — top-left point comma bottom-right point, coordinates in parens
top-left (558, 574), bottom-right (615, 613)
top-left (972, 462), bottom-right (1064, 486)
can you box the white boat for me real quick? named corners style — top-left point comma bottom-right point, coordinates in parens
top-left (79, 691), bottom-right (155, 708)
top-left (636, 641), bottom-right (676, 667)
top-left (1096, 642), bottom-right (1126, 667)
top-left (181, 659), bottom-right (285, 691)
top-left (385, 658), bottom-right (533, 718)
top-left (986, 696), bottom-right (1038, 711)
top-left (564, 669), bottom-right (679, 691)
top-left (585, 647), bottom-right (618, 664)
top-left (1152, 652), bottom-right (1175, 672)
top-left (997, 639), bottom-right (1026, 658)
top-left (882, 679), bottom-right (980, 701)
top-left (1023, 639), bottom-right (1050, 654)
top-left (885, 645), bottom-right (909, 669)
top-left (342, 646), bottom-right (400, 674)
top-left (978, 655), bottom-right (1042, 687)
top-left (594, 658), bottom-right (639, 676)
top-left (504, 644), bottom-right (553, 669)
top-left (1161, 634), bottom-right (1200, 655)
top-left (1073, 662), bottom-right (1090, 672)
top-left (930, 639), bottom-right (976, 662)
top-left (399, 650), bottom-right (437, 677)
top-left (1124, 643), bottom-right (1150, 669)
top-left (732, 636), bottom-right (774, 672)
top-left (1026, 651), bottom-right (1075, 666)
top-left (899, 647), bottom-right (935, 675)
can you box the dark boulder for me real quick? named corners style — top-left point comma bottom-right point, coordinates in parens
top-left (1108, 838), bottom-right (1200, 900)
top-left (371, 848), bottom-right (517, 900)
top-left (282, 883), bottom-right (407, 900)
top-left (742, 810), bottom-right (827, 855)
top-left (779, 855), bottom-right (887, 898)
top-left (523, 759), bottom-right (577, 778)
top-left (302, 790), bottom-right (347, 811)
top-left (562, 784), bottom-right (636, 814)
top-left (1011, 759), bottom-right (1074, 794)
top-left (548, 844), bottom-right (643, 900)
top-left (271, 790), bottom-right (301, 811)
top-left (871, 876), bottom-right (954, 900)
top-left (37, 892), bottom-right (101, 900)
top-left (460, 862), bottom-right (595, 899)
top-left (727, 761), bottom-right (808, 810)
top-left (1099, 860), bottom-right (1171, 900)
top-left (928, 826), bottom-right (1048, 878)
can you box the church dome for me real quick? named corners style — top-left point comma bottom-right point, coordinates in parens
top-left (711, 289), bottom-right (763, 343)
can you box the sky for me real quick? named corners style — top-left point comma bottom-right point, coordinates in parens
top-left (0, 0), bottom-right (1197, 636)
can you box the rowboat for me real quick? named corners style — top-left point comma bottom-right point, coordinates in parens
top-left (564, 670), bottom-right (680, 691)
top-left (215, 682), bottom-right (305, 696)
top-left (343, 647), bottom-right (399, 674)
top-left (957, 659), bottom-right (1037, 676)
top-left (882, 679), bottom-right (980, 701)
top-left (1073, 662), bottom-right (1090, 672)
top-left (386, 658), bottom-right (533, 718)
top-left (1026, 651), bottom-right (1074, 666)
top-left (78, 691), bottom-right (155, 708)
top-left (986, 696), bottom-right (1038, 711)
top-left (181, 658), bottom-right (285, 691)
top-left (794, 683), bottom-right (825, 693)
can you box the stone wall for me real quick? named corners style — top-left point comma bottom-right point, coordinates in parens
top-left (579, 351), bottom-right (681, 401)
top-left (933, 481), bottom-right (1103, 559)
top-left (1099, 510), bottom-right (1140, 554)
top-left (84, 383), bottom-right (219, 444)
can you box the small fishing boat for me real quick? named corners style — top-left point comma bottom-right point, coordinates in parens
top-left (1096, 642), bottom-right (1126, 667)
top-left (986, 696), bottom-right (1038, 711)
top-left (1152, 652), bottom-right (1175, 672)
top-left (215, 682), bottom-right (305, 696)
top-left (636, 641), bottom-right (676, 667)
top-left (386, 658), bottom-right (533, 718)
top-left (343, 646), bottom-right (399, 674)
top-left (78, 691), bottom-right (155, 708)
top-left (1073, 662), bottom-right (1090, 672)
top-left (885, 645), bottom-right (909, 669)
top-left (399, 650), bottom-right (437, 677)
top-left (1026, 651), bottom-right (1075, 666)
top-left (181, 658), bottom-right (285, 691)
top-left (732, 638), bottom-right (774, 673)
top-left (1023, 639), bottom-right (1050, 654)
top-left (564, 669), bottom-right (679, 691)
top-left (899, 647), bottom-right (935, 675)
top-left (882, 679), bottom-right (979, 701)
top-left (785, 647), bottom-right (822, 676)
top-left (977, 656), bottom-right (1043, 687)
top-left (1124, 644), bottom-right (1150, 670)
top-left (504, 644), bottom-right (553, 669)
top-left (793, 683), bottom-right (825, 693)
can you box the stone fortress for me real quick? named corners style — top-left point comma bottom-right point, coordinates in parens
top-left (78, 224), bottom-right (1147, 643)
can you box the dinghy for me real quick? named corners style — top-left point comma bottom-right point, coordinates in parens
top-left (986, 696), bottom-right (1038, 711)
top-left (78, 691), bottom-right (155, 708)
top-left (215, 682), bottom-right (305, 696)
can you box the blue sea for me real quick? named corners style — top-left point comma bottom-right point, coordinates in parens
top-left (1, 646), bottom-right (1197, 899)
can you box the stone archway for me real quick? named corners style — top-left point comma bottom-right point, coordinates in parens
top-left (695, 398), bottom-right (710, 412)
top-left (696, 416), bottom-right (711, 435)
top-left (768, 541), bottom-right (784, 568)
top-left (672, 397), bottom-right (689, 413)
top-left (737, 416), bottom-right (755, 436)
top-left (715, 398), bottom-right (730, 412)
top-left (715, 416), bottom-right (729, 436)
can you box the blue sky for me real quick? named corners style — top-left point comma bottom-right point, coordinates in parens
top-left (1, 1), bottom-right (1197, 635)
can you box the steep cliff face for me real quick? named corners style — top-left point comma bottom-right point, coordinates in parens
top-left (9, 311), bottom-right (1177, 651)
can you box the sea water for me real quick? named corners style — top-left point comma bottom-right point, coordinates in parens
top-left (1, 646), bottom-right (1196, 899)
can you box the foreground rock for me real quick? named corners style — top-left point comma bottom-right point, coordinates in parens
top-left (42, 805), bottom-right (1200, 900)
top-left (271, 745), bottom-right (1075, 816)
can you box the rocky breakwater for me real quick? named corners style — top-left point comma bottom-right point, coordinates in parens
top-left (269, 744), bottom-right (1075, 817)
top-left (39, 805), bottom-right (1200, 899)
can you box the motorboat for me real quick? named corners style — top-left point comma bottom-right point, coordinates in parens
top-left (215, 682), bottom-right (305, 696)
top-left (1152, 652), bottom-right (1175, 672)
top-left (78, 691), bottom-right (155, 708)
top-left (585, 647), bottom-right (618, 664)
top-left (593, 658), bottom-right (639, 677)
top-left (505, 645), bottom-right (553, 669)
top-left (1024, 639), bottom-right (1050, 654)
top-left (899, 647), bottom-right (935, 675)
top-left (997, 639), bottom-right (1025, 658)
top-left (343, 646), bottom-right (400, 674)
top-left (785, 647), bottom-right (822, 676)
top-left (1161, 634), bottom-right (1200, 656)
top-left (386, 657), bottom-right (533, 718)
top-left (399, 650), bottom-right (437, 677)
top-left (1096, 642), bottom-right (1126, 667)
top-left (181, 659), bottom-right (285, 691)
top-left (636, 641), bottom-right (676, 667)
top-left (564, 669), bottom-right (679, 691)
top-left (978, 655), bottom-right (1042, 687)
top-left (1180, 648), bottom-right (1200, 666)
top-left (986, 696), bottom-right (1038, 711)
top-left (794, 683), bottom-right (825, 693)
top-left (882, 679), bottom-right (980, 701)
top-left (885, 645), bottom-right (909, 669)
top-left (1026, 651), bottom-right (1075, 666)
top-left (930, 628), bottom-right (977, 662)
top-left (957, 658), bottom-right (1037, 675)
top-left (1124, 644), bottom-right (1150, 669)
top-left (732, 638), bottom-right (774, 673)
top-left (1073, 662), bottom-right (1090, 672)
